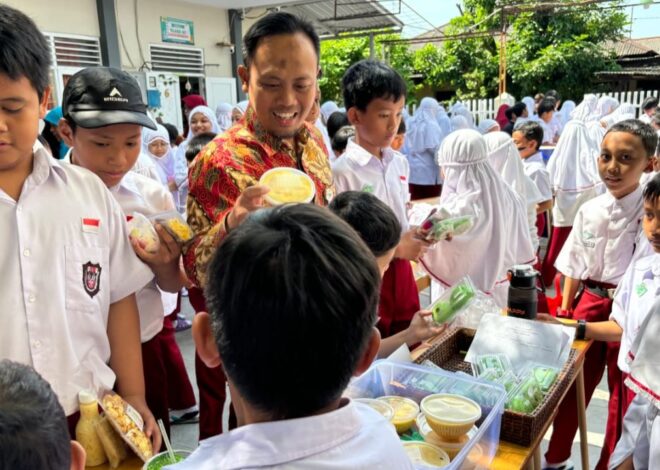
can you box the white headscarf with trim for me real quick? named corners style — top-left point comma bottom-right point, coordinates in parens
top-left (421, 130), bottom-right (535, 307)
top-left (478, 119), bottom-right (500, 134)
top-left (522, 96), bottom-right (535, 117)
top-left (215, 102), bottom-right (233, 132)
top-left (437, 104), bottom-right (452, 136)
top-left (142, 124), bottom-right (175, 185)
top-left (406, 97), bottom-right (445, 153)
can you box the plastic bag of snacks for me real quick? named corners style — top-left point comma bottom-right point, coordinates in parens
top-left (506, 371), bottom-right (545, 414)
top-left (522, 363), bottom-right (559, 393)
top-left (472, 353), bottom-right (513, 378)
top-left (127, 212), bottom-right (160, 254)
top-left (99, 393), bottom-right (153, 462)
top-left (149, 211), bottom-right (193, 244)
top-left (430, 276), bottom-right (477, 325)
top-left (421, 213), bottom-right (475, 243)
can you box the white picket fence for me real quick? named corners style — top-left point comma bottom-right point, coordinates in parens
top-left (426, 90), bottom-right (659, 125)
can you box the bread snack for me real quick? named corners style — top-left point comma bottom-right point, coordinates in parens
top-left (100, 393), bottom-right (153, 462)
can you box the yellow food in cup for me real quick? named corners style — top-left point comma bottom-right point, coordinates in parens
top-left (259, 168), bottom-right (316, 205)
top-left (402, 441), bottom-right (451, 467)
top-left (421, 393), bottom-right (481, 441)
top-left (416, 414), bottom-right (477, 460)
top-left (354, 398), bottom-right (395, 421)
top-left (376, 396), bottom-right (419, 434)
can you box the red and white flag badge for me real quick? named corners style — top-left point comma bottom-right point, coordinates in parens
top-left (400, 175), bottom-right (407, 182)
top-left (82, 218), bottom-right (100, 234)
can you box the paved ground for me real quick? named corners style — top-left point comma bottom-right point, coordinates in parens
top-left (169, 294), bottom-right (610, 469)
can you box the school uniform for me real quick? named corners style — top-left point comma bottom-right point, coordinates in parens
top-left (332, 139), bottom-right (420, 337)
top-left (521, 151), bottom-right (552, 239)
top-left (0, 141), bottom-right (153, 417)
top-left (164, 400), bottom-right (414, 470)
top-left (546, 186), bottom-right (644, 469)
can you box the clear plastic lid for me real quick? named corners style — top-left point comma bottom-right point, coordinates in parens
top-left (416, 414), bottom-right (477, 448)
top-left (354, 398), bottom-right (395, 421)
top-left (259, 167), bottom-right (316, 205)
top-left (402, 441), bottom-right (451, 467)
top-left (421, 393), bottom-right (482, 425)
top-left (377, 396), bottom-right (419, 424)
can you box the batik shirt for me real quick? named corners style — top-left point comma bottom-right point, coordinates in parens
top-left (183, 106), bottom-right (334, 287)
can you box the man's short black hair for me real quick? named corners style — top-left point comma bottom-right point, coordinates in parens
top-left (331, 125), bottom-right (355, 154)
top-left (537, 98), bottom-right (557, 116)
top-left (515, 121), bottom-right (544, 151)
top-left (606, 119), bottom-right (658, 158)
top-left (545, 89), bottom-right (561, 105)
top-left (397, 118), bottom-right (406, 135)
top-left (327, 111), bottom-right (350, 140)
top-left (0, 360), bottom-right (70, 470)
top-left (0, 4), bottom-right (51, 99)
top-left (185, 132), bottom-right (215, 163)
top-left (243, 12), bottom-right (319, 68)
top-left (642, 96), bottom-right (659, 111)
top-left (506, 102), bottom-right (527, 120)
top-left (329, 191), bottom-right (401, 257)
top-left (342, 59), bottom-right (407, 112)
top-left (204, 204), bottom-right (380, 419)
top-left (643, 172), bottom-right (660, 206)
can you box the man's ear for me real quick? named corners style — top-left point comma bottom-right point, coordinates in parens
top-left (69, 440), bottom-right (86, 470)
top-left (644, 155), bottom-right (655, 173)
top-left (39, 87), bottom-right (51, 119)
top-left (193, 311), bottom-right (222, 368)
top-left (238, 65), bottom-right (249, 93)
top-left (353, 327), bottom-right (381, 377)
top-left (58, 118), bottom-right (76, 148)
top-left (346, 107), bottom-right (360, 126)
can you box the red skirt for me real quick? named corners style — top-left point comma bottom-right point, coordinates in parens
top-left (409, 183), bottom-right (442, 201)
top-left (541, 226), bottom-right (573, 286)
top-left (377, 258), bottom-right (420, 338)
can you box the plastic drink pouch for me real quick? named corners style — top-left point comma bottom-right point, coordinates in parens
top-left (99, 393), bottom-right (153, 462)
top-left (149, 211), bottom-right (193, 244)
top-left (431, 276), bottom-right (477, 325)
top-left (127, 212), bottom-right (160, 254)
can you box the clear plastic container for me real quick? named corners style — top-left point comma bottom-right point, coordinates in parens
top-left (128, 212), bottom-right (160, 253)
top-left (430, 276), bottom-right (477, 325)
top-left (345, 360), bottom-right (506, 469)
top-left (259, 167), bottom-right (316, 205)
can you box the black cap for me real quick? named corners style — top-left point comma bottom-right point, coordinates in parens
top-left (62, 67), bottom-right (156, 130)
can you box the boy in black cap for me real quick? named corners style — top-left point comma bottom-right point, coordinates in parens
top-left (0, 5), bottom-right (160, 449)
top-left (58, 66), bottom-right (191, 440)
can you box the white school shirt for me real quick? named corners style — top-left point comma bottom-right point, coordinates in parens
top-left (640, 113), bottom-right (653, 125)
top-left (132, 152), bottom-right (162, 183)
top-left (332, 139), bottom-right (411, 231)
top-left (610, 253), bottom-right (660, 373)
top-left (165, 400), bottom-right (414, 470)
top-left (0, 142), bottom-right (153, 415)
top-left (555, 186), bottom-right (643, 284)
top-left (522, 152), bottom-right (553, 202)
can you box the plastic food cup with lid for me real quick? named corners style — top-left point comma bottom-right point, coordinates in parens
top-left (402, 441), bottom-right (451, 468)
top-left (258, 167), bottom-right (316, 206)
top-left (416, 414), bottom-right (478, 460)
top-left (142, 450), bottom-right (191, 470)
top-left (354, 398), bottom-right (395, 421)
top-left (421, 393), bottom-right (482, 440)
top-left (376, 395), bottom-right (419, 434)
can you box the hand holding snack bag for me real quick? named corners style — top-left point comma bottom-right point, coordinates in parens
top-left (396, 228), bottom-right (432, 261)
top-left (131, 222), bottom-right (181, 271)
top-left (128, 213), bottom-right (160, 254)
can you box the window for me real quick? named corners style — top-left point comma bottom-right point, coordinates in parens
top-left (149, 44), bottom-right (204, 75)
top-left (44, 32), bottom-right (102, 67)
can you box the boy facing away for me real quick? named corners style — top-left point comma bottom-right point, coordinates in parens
top-left (0, 4), bottom-right (160, 448)
top-left (544, 120), bottom-right (656, 470)
top-left (332, 59), bottom-right (431, 341)
top-left (167, 204), bottom-right (414, 469)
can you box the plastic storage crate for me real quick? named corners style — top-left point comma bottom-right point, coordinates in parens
top-left (344, 360), bottom-right (506, 469)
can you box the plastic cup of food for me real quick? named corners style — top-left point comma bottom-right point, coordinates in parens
top-left (142, 450), bottom-right (191, 470)
top-left (259, 167), bottom-right (316, 206)
top-left (376, 395), bottom-right (419, 434)
top-left (462, 443), bottom-right (485, 470)
top-left (416, 414), bottom-right (478, 460)
top-left (402, 441), bottom-right (451, 468)
top-left (421, 393), bottom-right (482, 441)
top-left (354, 398), bottom-right (395, 421)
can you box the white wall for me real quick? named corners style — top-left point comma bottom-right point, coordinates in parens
top-left (3, 0), bottom-right (99, 37)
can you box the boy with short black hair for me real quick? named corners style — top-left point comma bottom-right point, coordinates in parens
top-left (331, 125), bottom-right (355, 158)
top-left (0, 4), bottom-right (159, 448)
top-left (640, 96), bottom-right (658, 125)
top-left (327, 111), bottom-right (350, 141)
top-left (544, 119), bottom-right (657, 470)
top-left (537, 97), bottom-right (559, 144)
top-left (330, 191), bottom-right (444, 356)
top-left (333, 59), bottom-right (430, 342)
top-left (58, 66), bottom-right (189, 441)
top-left (171, 204), bottom-right (413, 469)
top-left (391, 118), bottom-right (406, 151)
top-left (0, 360), bottom-right (86, 470)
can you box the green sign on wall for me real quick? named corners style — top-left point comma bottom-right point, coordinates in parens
top-left (161, 17), bottom-right (194, 45)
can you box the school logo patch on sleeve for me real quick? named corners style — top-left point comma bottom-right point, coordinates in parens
top-left (82, 261), bottom-right (102, 298)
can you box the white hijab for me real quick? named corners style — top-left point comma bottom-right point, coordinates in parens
top-left (421, 130), bottom-right (535, 307)
top-left (601, 103), bottom-right (637, 129)
top-left (572, 94), bottom-right (599, 122)
top-left (558, 100), bottom-right (576, 126)
top-left (436, 105), bottom-right (452, 136)
top-left (522, 96), bottom-right (535, 117)
top-left (320, 101), bottom-right (339, 123)
top-left (142, 124), bottom-right (175, 185)
top-left (233, 100), bottom-right (249, 116)
top-left (546, 120), bottom-right (604, 226)
top-left (452, 105), bottom-right (475, 128)
top-left (595, 96), bottom-right (619, 120)
top-left (478, 119), bottom-right (500, 134)
top-left (215, 102), bottom-right (233, 132)
top-left (450, 115), bottom-right (470, 132)
top-left (185, 105), bottom-right (220, 141)
top-left (406, 97), bottom-right (445, 153)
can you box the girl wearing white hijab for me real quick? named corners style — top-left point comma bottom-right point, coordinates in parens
top-left (522, 96), bottom-right (536, 117)
top-left (452, 105), bottom-right (475, 129)
top-left (571, 94), bottom-right (598, 121)
top-left (450, 115), bottom-right (470, 132)
top-left (231, 100), bottom-right (249, 125)
top-left (594, 96), bottom-right (619, 121)
top-left (484, 132), bottom-right (544, 253)
top-left (215, 102), bottom-right (233, 132)
top-left (173, 105), bottom-right (220, 214)
top-left (478, 119), bottom-right (500, 134)
top-left (421, 130), bottom-right (535, 307)
top-left (542, 120), bottom-right (604, 285)
top-left (558, 100), bottom-right (576, 128)
top-left (436, 104), bottom-right (452, 136)
top-left (320, 100), bottom-right (339, 125)
top-left (601, 103), bottom-right (636, 129)
top-left (143, 124), bottom-right (176, 187)
top-left (405, 97), bottom-right (446, 199)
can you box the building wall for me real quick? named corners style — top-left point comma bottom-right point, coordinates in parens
top-left (3, 0), bottom-right (100, 37)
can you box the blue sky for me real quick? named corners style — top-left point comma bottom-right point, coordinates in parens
top-left (399, 1), bottom-right (659, 39)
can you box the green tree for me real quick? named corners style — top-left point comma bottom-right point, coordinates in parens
top-left (319, 34), bottom-right (415, 104)
top-left (422, 0), bottom-right (627, 100)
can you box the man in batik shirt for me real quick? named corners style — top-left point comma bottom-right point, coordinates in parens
top-left (182, 12), bottom-right (333, 439)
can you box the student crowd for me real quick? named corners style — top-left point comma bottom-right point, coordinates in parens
top-left (1, 4), bottom-right (660, 470)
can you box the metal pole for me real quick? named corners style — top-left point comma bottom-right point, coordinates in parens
top-left (96, 0), bottom-right (121, 68)
top-left (369, 32), bottom-right (375, 59)
top-left (228, 9), bottom-right (246, 101)
top-left (498, 8), bottom-right (507, 96)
